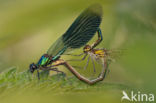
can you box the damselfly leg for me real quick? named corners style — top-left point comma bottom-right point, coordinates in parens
top-left (84, 56), bottom-right (90, 70)
top-left (63, 53), bottom-right (84, 56)
top-left (48, 68), bottom-right (66, 76)
top-left (36, 66), bottom-right (66, 80)
top-left (90, 56), bottom-right (96, 73)
top-left (37, 69), bottom-right (40, 80)
top-left (66, 54), bottom-right (88, 61)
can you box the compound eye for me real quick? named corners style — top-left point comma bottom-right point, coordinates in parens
top-left (86, 48), bottom-right (89, 51)
top-left (86, 46), bottom-right (91, 50)
top-left (32, 65), bottom-right (36, 69)
top-left (29, 63), bottom-right (37, 73)
top-left (83, 45), bottom-right (91, 52)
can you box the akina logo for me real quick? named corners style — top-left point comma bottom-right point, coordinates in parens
top-left (121, 90), bottom-right (155, 102)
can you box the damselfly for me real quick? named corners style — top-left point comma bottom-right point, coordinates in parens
top-left (29, 4), bottom-right (107, 84)
top-left (65, 28), bottom-right (116, 84)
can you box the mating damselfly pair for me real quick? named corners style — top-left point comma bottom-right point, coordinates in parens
top-left (29, 4), bottom-right (121, 85)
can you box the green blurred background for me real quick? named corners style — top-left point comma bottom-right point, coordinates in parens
top-left (0, 0), bottom-right (156, 103)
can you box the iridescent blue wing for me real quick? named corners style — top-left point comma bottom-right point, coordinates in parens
top-left (47, 4), bottom-right (103, 57)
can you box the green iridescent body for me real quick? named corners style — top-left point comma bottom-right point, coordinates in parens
top-left (37, 47), bottom-right (67, 67)
top-left (37, 54), bottom-right (51, 67)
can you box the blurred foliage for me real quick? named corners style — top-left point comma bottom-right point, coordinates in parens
top-left (0, 0), bottom-right (156, 103)
top-left (0, 68), bottom-right (134, 103)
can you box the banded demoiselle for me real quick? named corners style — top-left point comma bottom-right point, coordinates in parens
top-left (29, 4), bottom-right (109, 84)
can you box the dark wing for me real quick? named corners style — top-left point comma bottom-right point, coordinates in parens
top-left (47, 4), bottom-right (103, 56)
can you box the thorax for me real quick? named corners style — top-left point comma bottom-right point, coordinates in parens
top-left (37, 54), bottom-right (53, 67)
top-left (90, 49), bottom-right (105, 58)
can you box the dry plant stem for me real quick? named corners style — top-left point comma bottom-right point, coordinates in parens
top-left (54, 59), bottom-right (108, 85)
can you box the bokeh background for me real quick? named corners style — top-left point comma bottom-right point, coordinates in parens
top-left (0, 0), bottom-right (155, 103)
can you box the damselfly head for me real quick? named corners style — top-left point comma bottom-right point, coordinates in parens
top-left (29, 63), bottom-right (37, 73)
top-left (83, 45), bottom-right (91, 53)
